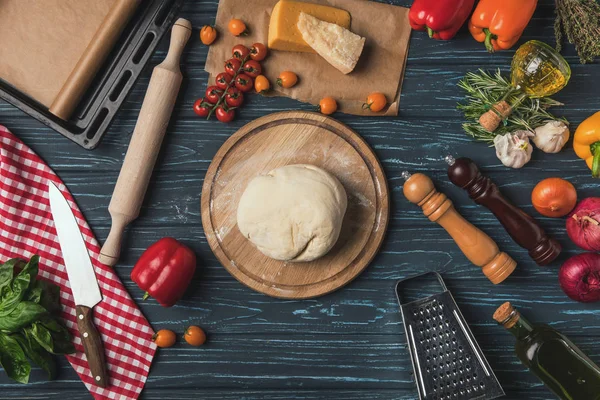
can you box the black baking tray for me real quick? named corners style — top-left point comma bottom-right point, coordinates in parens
top-left (0, 0), bottom-right (184, 149)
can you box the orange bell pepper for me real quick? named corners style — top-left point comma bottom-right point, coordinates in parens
top-left (469, 0), bottom-right (538, 52)
top-left (574, 111), bottom-right (600, 177)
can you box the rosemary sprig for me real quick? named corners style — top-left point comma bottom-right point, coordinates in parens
top-left (457, 69), bottom-right (564, 143)
top-left (555, 0), bottom-right (600, 64)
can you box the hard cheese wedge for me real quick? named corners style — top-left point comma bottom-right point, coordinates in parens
top-left (268, 0), bottom-right (351, 53)
top-left (297, 12), bottom-right (365, 74)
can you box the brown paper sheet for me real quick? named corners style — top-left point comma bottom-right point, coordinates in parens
top-left (206, 0), bottom-right (411, 116)
top-left (0, 0), bottom-right (117, 108)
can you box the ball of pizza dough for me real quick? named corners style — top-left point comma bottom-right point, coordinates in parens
top-left (237, 164), bottom-right (347, 262)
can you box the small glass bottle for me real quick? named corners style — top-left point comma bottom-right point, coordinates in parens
top-left (494, 302), bottom-right (600, 400)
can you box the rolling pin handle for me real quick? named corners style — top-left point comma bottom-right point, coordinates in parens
top-left (99, 215), bottom-right (128, 267)
top-left (162, 19), bottom-right (192, 69)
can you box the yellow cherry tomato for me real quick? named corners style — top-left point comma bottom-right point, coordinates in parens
top-left (319, 97), bottom-right (338, 115)
top-left (228, 19), bottom-right (248, 36)
top-left (184, 326), bottom-right (207, 347)
top-left (276, 71), bottom-right (298, 88)
top-left (363, 92), bottom-right (387, 112)
top-left (153, 329), bottom-right (176, 348)
top-left (254, 75), bottom-right (270, 94)
top-left (200, 25), bottom-right (217, 45)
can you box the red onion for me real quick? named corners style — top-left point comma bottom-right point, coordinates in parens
top-left (559, 253), bottom-right (600, 303)
top-left (566, 197), bottom-right (600, 251)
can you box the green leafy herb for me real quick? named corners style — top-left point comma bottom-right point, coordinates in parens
top-left (555, 0), bottom-right (600, 64)
top-left (0, 256), bottom-right (74, 384)
top-left (458, 69), bottom-right (565, 143)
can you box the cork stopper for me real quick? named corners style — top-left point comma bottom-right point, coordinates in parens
top-left (493, 302), bottom-right (520, 328)
top-left (479, 100), bottom-right (512, 132)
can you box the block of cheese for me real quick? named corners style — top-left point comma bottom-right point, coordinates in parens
top-left (268, 0), bottom-right (351, 53)
top-left (297, 12), bottom-right (365, 74)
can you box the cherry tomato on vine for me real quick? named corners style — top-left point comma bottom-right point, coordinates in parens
top-left (235, 74), bottom-right (253, 92)
top-left (184, 326), bottom-right (207, 346)
top-left (200, 26), bottom-right (217, 46)
top-left (276, 71), bottom-right (298, 88)
top-left (215, 72), bottom-right (232, 90)
top-left (319, 97), bottom-right (337, 115)
top-left (228, 19), bottom-right (248, 36)
top-left (153, 329), bottom-right (176, 348)
top-left (225, 87), bottom-right (244, 107)
top-left (243, 60), bottom-right (262, 78)
top-left (205, 86), bottom-right (223, 104)
top-left (232, 44), bottom-right (250, 60)
top-left (193, 98), bottom-right (212, 117)
top-left (363, 92), bottom-right (387, 112)
top-left (254, 75), bottom-right (270, 94)
top-left (215, 106), bottom-right (235, 123)
top-left (224, 58), bottom-right (242, 76)
top-left (250, 43), bottom-right (267, 61)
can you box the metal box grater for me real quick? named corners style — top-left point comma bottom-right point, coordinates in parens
top-left (396, 272), bottom-right (504, 400)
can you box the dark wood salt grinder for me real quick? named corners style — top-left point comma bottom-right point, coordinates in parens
top-left (446, 156), bottom-right (561, 266)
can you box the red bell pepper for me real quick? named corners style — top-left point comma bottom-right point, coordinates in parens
top-left (409, 0), bottom-right (475, 40)
top-left (131, 238), bottom-right (196, 307)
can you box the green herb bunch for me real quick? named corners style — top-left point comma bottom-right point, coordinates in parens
top-left (458, 69), bottom-right (564, 143)
top-left (555, 0), bottom-right (600, 64)
top-left (0, 256), bottom-right (75, 383)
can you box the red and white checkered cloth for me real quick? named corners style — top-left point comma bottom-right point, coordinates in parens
top-left (0, 125), bottom-right (156, 399)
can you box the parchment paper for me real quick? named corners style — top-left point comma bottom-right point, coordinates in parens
top-left (205, 0), bottom-right (411, 116)
top-left (0, 0), bottom-right (116, 107)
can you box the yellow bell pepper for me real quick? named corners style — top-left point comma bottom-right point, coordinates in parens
top-left (574, 111), bottom-right (600, 177)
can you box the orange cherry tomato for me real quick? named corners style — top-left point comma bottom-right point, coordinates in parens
top-left (363, 92), bottom-right (387, 112)
top-left (228, 19), bottom-right (248, 36)
top-left (319, 97), bottom-right (337, 115)
top-left (153, 329), bottom-right (176, 348)
top-left (276, 71), bottom-right (298, 88)
top-left (254, 75), bottom-right (270, 93)
top-left (200, 25), bottom-right (217, 45)
top-left (184, 326), bottom-right (207, 346)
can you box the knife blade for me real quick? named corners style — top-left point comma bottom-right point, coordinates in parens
top-left (48, 181), bottom-right (108, 387)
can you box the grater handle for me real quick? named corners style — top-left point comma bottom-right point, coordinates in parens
top-left (395, 271), bottom-right (447, 306)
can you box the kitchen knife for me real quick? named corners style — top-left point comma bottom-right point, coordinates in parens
top-left (48, 181), bottom-right (108, 387)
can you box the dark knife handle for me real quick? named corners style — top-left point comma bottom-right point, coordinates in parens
top-left (76, 305), bottom-right (109, 387)
top-left (447, 157), bottom-right (561, 266)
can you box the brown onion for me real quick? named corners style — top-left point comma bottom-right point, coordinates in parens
top-left (531, 177), bottom-right (577, 217)
top-left (566, 197), bottom-right (600, 251)
top-left (559, 253), bottom-right (600, 303)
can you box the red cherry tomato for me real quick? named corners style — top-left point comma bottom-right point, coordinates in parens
top-left (215, 72), bottom-right (232, 90)
top-left (232, 44), bottom-right (250, 60)
top-left (250, 43), bottom-right (267, 61)
top-left (235, 74), bottom-right (253, 92)
top-left (205, 85), bottom-right (223, 104)
top-left (225, 87), bottom-right (244, 107)
top-left (193, 98), bottom-right (212, 117)
top-left (243, 60), bottom-right (262, 78)
top-left (215, 106), bottom-right (235, 123)
top-left (224, 58), bottom-right (242, 76)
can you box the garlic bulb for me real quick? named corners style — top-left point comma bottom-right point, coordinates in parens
top-left (494, 130), bottom-right (534, 168)
top-left (533, 120), bottom-right (570, 153)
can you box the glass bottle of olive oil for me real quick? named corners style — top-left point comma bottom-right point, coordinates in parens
top-left (494, 302), bottom-right (600, 400)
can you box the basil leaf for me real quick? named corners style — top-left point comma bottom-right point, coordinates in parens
top-left (40, 318), bottom-right (75, 355)
top-left (24, 285), bottom-right (43, 304)
top-left (0, 302), bottom-right (48, 333)
top-left (17, 331), bottom-right (56, 380)
top-left (38, 281), bottom-right (61, 315)
top-left (0, 331), bottom-right (31, 384)
top-left (27, 323), bottom-right (54, 354)
top-left (0, 259), bottom-right (23, 302)
top-left (0, 257), bottom-right (38, 317)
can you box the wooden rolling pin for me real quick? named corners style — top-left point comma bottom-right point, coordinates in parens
top-left (402, 171), bottom-right (516, 284)
top-left (99, 18), bottom-right (192, 267)
top-left (446, 156), bottom-right (561, 266)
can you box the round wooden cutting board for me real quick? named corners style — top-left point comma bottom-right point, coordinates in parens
top-left (201, 111), bottom-right (389, 299)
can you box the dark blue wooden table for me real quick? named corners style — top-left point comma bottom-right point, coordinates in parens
top-left (1, 1), bottom-right (599, 399)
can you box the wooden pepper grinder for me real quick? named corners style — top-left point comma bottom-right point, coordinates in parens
top-left (402, 171), bottom-right (517, 284)
top-left (446, 156), bottom-right (561, 266)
